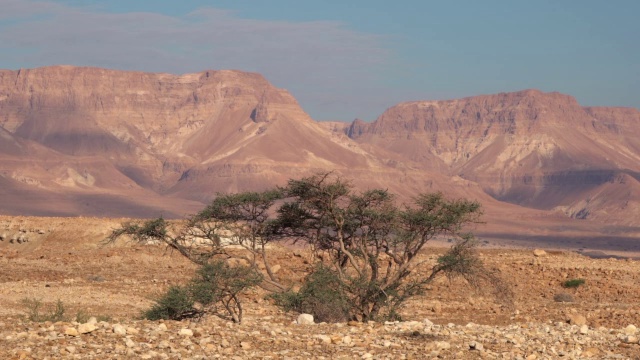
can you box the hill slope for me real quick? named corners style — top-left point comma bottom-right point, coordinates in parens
top-left (348, 89), bottom-right (640, 225)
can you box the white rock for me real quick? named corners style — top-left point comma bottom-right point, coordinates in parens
top-left (402, 321), bottom-right (423, 331)
top-left (78, 323), bottom-right (96, 334)
top-left (533, 249), bottom-right (547, 257)
top-left (157, 323), bottom-right (168, 331)
top-left (297, 313), bottom-right (314, 325)
top-left (314, 334), bottom-right (331, 344)
top-left (579, 324), bottom-right (589, 334)
top-left (179, 328), bottom-right (193, 337)
top-left (624, 324), bottom-right (637, 335)
top-left (64, 327), bottom-right (79, 337)
top-left (435, 341), bottom-right (451, 349)
top-left (469, 341), bottom-right (484, 351)
top-left (112, 324), bottom-right (127, 335)
top-left (125, 338), bottom-right (136, 348)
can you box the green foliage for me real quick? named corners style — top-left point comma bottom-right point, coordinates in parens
top-left (197, 190), bottom-right (283, 223)
top-left (106, 216), bottom-right (168, 244)
top-left (108, 172), bottom-right (510, 323)
top-left (271, 265), bottom-right (350, 323)
top-left (144, 286), bottom-right (196, 321)
top-left (21, 298), bottom-right (66, 322)
top-left (144, 260), bottom-right (262, 323)
top-left (269, 172), bottom-right (507, 321)
top-left (562, 278), bottom-right (586, 288)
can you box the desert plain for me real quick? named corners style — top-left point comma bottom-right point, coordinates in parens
top-left (0, 215), bottom-right (640, 359)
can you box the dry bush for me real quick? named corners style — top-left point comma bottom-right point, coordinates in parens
top-left (553, 292), bottom-right (575, 303)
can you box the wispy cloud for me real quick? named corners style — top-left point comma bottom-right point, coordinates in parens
top-left (0, 0), bottom-right (396, 119)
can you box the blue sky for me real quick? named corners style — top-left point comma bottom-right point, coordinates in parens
top-left (1, 0), bottom-right (638, 121)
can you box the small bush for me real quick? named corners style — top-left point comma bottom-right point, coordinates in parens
top-left (562, 278), bottom-right (585, 288)
top-left (271, 265), bottom-right (350, 323)
top-left (22, 298), bottom-right (66, 322)
top-left (144, 286), bottom-right (197, 321)
top-left (144, 260), bottom-right (262, 323)
top-left (553, 292), bottom-right (575, 303)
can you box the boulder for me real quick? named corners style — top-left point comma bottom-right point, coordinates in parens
top-left (77, 323), bottom-right (96, 334)
top-left (533, 249), bottom-right (547, 257)
top-left (296, 313), bottom-right (314, 325)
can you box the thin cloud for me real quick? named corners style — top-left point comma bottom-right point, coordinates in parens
top-left (0, 0), bottom-right (394, 120)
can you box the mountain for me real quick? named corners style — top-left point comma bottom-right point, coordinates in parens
top-left (1, 66), bottom-right (638, 238)
top-left (347, 89), bottom-right (640, 225)
top-left (0, 66), bottom-right (478, 217)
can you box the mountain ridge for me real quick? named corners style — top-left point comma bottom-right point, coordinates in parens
top-left (1, 66), bottom-right (639, 234)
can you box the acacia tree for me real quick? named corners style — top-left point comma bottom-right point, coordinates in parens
top-left (271, 173), bottom-right (510, 321)
top-left (106, 190), bottom-right (286, 289)
top-left (194, 189), bottom-right (286, 291)
top-left (105, 191), bottom-right (286, 322)
top-left (107, 172), bottom-right (510, 322)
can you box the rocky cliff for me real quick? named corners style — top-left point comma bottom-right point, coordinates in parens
top-left (1, 66), bottom-right (638, 229)
top-left (0, 66), bottom-right (475, 217)
top-left (348, 90), bottom-right (640, 225)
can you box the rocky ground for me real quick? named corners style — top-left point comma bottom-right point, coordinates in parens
top-left (1, 216), bottom-right (640, 359)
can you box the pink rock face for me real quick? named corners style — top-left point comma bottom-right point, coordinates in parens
top-left (0, 66), bottom-right (408, 217)
top-left (0, 66), bottom-right (639, 235)
top-left (348, 89), bottom-right (640, 226)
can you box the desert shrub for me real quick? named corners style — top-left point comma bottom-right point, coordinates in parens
top-left (22, 298), bottom-right (66, 322)
top-left (106, 191), bottom-right (286, 291)
top-left (190, 260), bottom-right (263, 323)
top-left (553, 292), bottom-right (575, 303)
top-left (272, 265), bottom-right (350, 322)
top-left (144, 286), bottom-right (196, 321)
top-left (144, 260), bottom-right (262, 323)
top-left (562, 278), bottom-right (585, 288)
top-left (109, 172), bottom-right (512, 323)
top-left (271, 173), bottom-right (512, 321)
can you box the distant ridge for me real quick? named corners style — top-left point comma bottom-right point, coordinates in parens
top-left (0, 66), bottom-right (639, 234)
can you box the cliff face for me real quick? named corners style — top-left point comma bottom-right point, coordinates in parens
top-left (0, 65), bottom-right (506, 221)
top-left (0, 66), bottom-right (421, 216)
top-left (1, 66), bottom-right (639, 228)
top-left (349, 90), bottom-right (640, 225)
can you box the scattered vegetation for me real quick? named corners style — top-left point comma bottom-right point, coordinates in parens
top-left (22, 298), bottom-right (112, 323)
top-left (562, 278), bottom-right (586, 288)
top-left (553, 292), bottom-right (575, 303)
top-left (21, 298), bottom-right (66, 322)
top-left (144, 260), bottom-right (262, 323)
top-left (144, 286), bottom-right (195, 321)
top-left (107, 172), bottom-right (512, 323)
top-left (270, 264), bottom-right (351, 323)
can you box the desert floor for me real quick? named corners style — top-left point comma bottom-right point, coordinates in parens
top-left (1, 216), bottom-right (639, 359)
